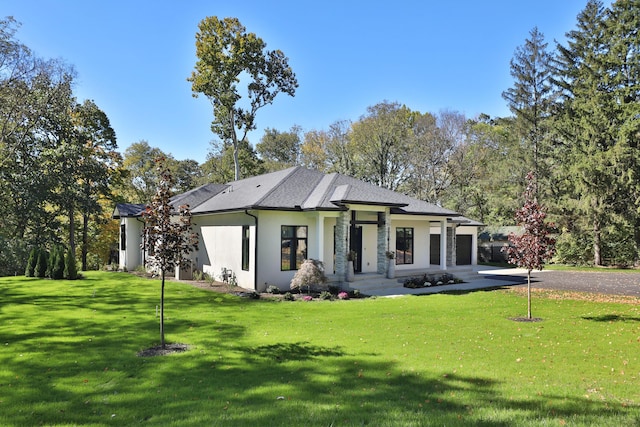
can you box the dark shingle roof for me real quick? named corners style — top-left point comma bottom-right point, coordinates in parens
top-left (112, 203), bottom-right (146, 218)
top-left (190, 166), bottom-right (460, 217)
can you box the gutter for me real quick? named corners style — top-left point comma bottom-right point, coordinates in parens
top-left (244, 210), bottom-right (259, 291)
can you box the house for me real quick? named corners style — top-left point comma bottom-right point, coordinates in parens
top-left (113, 166), bottom-right (482, 292)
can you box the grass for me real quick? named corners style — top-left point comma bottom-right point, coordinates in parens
top-left (0, 271), bottom-right (639, 426)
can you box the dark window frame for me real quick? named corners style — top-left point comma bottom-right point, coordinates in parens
top-left (396, 227), bottom-right (414, 265)
top-left (281, 225), bottom-right (308, 271)
top-left (120, 224), bottom-right (126, 250)
top-left (241, 225), bottom-right (250, 271)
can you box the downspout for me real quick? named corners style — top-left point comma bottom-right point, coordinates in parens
top-left (245, 210), bottom-right (258, 290)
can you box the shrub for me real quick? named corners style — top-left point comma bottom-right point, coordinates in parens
top-left (337, 291), bottom-right (349, 300)
top-left (283, 292), bottom-right (295, 301)
top-left (48, 246), bottom-right (65, 280)
top-left (35, 248), bottom-right (49, 278)
top-left (319, 291), bottom-right (333, 300)
top-left (266, 285), bottom-right (280, 294)
top-left (25, 247), bottom-right (38, 277)
top-left (64, 249), bottom-right (78, 280)
top-left (302, 295), bottom-right (313, 301)
top-left (290, 259), bottom-right (327, 294)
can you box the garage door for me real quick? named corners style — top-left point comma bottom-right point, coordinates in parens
top-left (456, 235), bottom-right (472, 265)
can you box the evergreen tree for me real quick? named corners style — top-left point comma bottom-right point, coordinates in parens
top-left (25, 247), bottom-right (38, 277)
top-left (552, 0), bottom-right (614, 265)
top-left (34, 248), bottom-right (48, 278)
top-left (502, 27), bottom-right (554, 196)
top-left (64, 248), bottom-right (77, 280)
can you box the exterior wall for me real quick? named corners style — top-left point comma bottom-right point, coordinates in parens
top-left (322, 217), bottom-right (337, 274)
top-left (119, 217), bottom-right (144, 271)
top-left (390, 218), bottom-right (432, 271)
top-left (255, 210), bottom-right (320, 292)
top-left (193, 212), bottom-right (256, 289)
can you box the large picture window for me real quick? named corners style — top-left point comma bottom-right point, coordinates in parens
top-left (242, 225), bottom-right (250, 271)
top-left (281, 226), bottom-right (307, 271)
top-left (396, 227), bottom-right (414, 265)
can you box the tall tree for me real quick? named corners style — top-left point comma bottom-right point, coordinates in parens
top-left (188, 16), bottom-right (298, 180)
top-left (142, 157), bottom-right (198, 349)
top-left (503, 27), bottom-right (554, 193)
top-left (300, 128), bottom-right (330, 171)
top-left (120, 141), bottom-right (169, 203)
top-left (256, 125), bottom-right (301, 171)
top-left (200, 139), bottom-right (265, 184)
top-left (350, 101), bottom-right (412, 190)
top-left (553, 0), bottom-right (617, 265)
top-left (505, 172), bottom-right (556, 319)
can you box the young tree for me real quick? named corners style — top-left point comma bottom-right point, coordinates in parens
top-left (142, 157), bottom-right (198, 349)
top-left (505, 172), bottom-right (556, 319)
top-left (188, 16), bottom-right (298, 180)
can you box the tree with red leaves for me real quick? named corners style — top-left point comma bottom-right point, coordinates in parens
top-left (142, 157), bottom-right (198, 348)
top-left (505, 172), bottom-right (556, 319)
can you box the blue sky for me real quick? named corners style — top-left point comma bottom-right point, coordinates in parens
top-left (5, 1), bottom-right (599, 162)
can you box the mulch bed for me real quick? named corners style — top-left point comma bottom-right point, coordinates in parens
top-left (137, 343), bottom-right (190, 357)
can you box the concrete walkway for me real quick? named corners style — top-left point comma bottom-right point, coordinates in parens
top-left (358, 266), bottom-right (532, 297)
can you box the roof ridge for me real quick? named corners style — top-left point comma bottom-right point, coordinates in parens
top-left (252, 166), bottom-right (301, 207)
top-left (301, 171), bottom-right (337, 209)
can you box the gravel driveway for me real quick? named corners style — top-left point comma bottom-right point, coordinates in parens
top-left (498, 270), bottom-right (640, 297)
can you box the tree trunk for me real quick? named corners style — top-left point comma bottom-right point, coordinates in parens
top-left (527, 270), bottom-right (532, 319)
top-left (81, 212), bottom-right (89, 271)
top-left (68, 205), bottom-right (75, 256)
top-left (593, 218), bottom-right (602, 266)
top-left (161, 270), bottom-right (165, 349)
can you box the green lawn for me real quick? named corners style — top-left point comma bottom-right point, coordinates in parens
top-left (1, 271), bottom-right (639, 426)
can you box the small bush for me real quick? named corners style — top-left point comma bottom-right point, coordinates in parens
top-left (290, 259), bottom-right (327, 294)
top-left (319, 291), bottom-right (333, 300)
top-left (283, 292), bottom-right (295, 301)
top-left (337, 291), bottom-right (349, 300)
top-left (266, 285), bottom-right (280, 294)
top-left (302, 295), bottom-right (313, 302)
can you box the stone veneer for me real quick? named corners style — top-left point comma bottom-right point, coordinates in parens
top-left (335, 210), bottom-right (349, 281)
top-left (377, 209), bottom-right (390, 274)
top-left (446, 225), bottom-right (456, 267)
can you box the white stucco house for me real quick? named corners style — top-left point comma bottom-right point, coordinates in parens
top-left (113, 166), bottom-right (482, 292)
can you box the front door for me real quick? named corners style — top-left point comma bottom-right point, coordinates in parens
top-left (350, 226), bottom-right (363, 273)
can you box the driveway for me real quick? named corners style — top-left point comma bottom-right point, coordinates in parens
top-left (478, 268), bottom-right (640, 297)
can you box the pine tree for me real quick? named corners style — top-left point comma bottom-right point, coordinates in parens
top-left (503, 27), bottom-right (554, 194)
top-left (25, 248), bottom-right (38, 277)
top-left (64, 248), bottom-right (77, 280)
top-left (35, 248), bottom-right (48, 278)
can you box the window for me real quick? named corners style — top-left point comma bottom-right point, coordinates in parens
top-left (120, 224), bottom-right (126, 250)
top-left (281, 226), bottom-right (307, 271)
top-left (242, 225), bottom-right (250, 271)
top-left (396, 227), bottom-right (414, 265)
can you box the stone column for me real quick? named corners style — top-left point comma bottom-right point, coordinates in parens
top-left (335, 210), bottom-right (349, 281)
top-left (446, 226), bottom-right (456, 267)
top-left (440, 219), bottom-right (447, 270)
top-left (377, 209), bottom-right (390, 274)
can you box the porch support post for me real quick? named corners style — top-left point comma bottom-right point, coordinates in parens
top-left (446, 225), bottom-right (456, 267)
top-left (440, 219), bottom-right (447, 270)
top-left (316, 213), bottom-right (325, 263)
top-left (377, 209), bottom-right (390, 274)
top-left (335, 210), bottom-right (349, 282)
top-left (471, 230), bottom-right (478, 265)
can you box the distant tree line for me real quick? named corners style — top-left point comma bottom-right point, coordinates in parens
top-left (1, 0), bottom-right (638, 276)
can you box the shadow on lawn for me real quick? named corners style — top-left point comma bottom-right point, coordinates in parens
top-left (582, 314), bottom-right (640, 322)
top-left (2, 274), bottom-right (638, 426)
